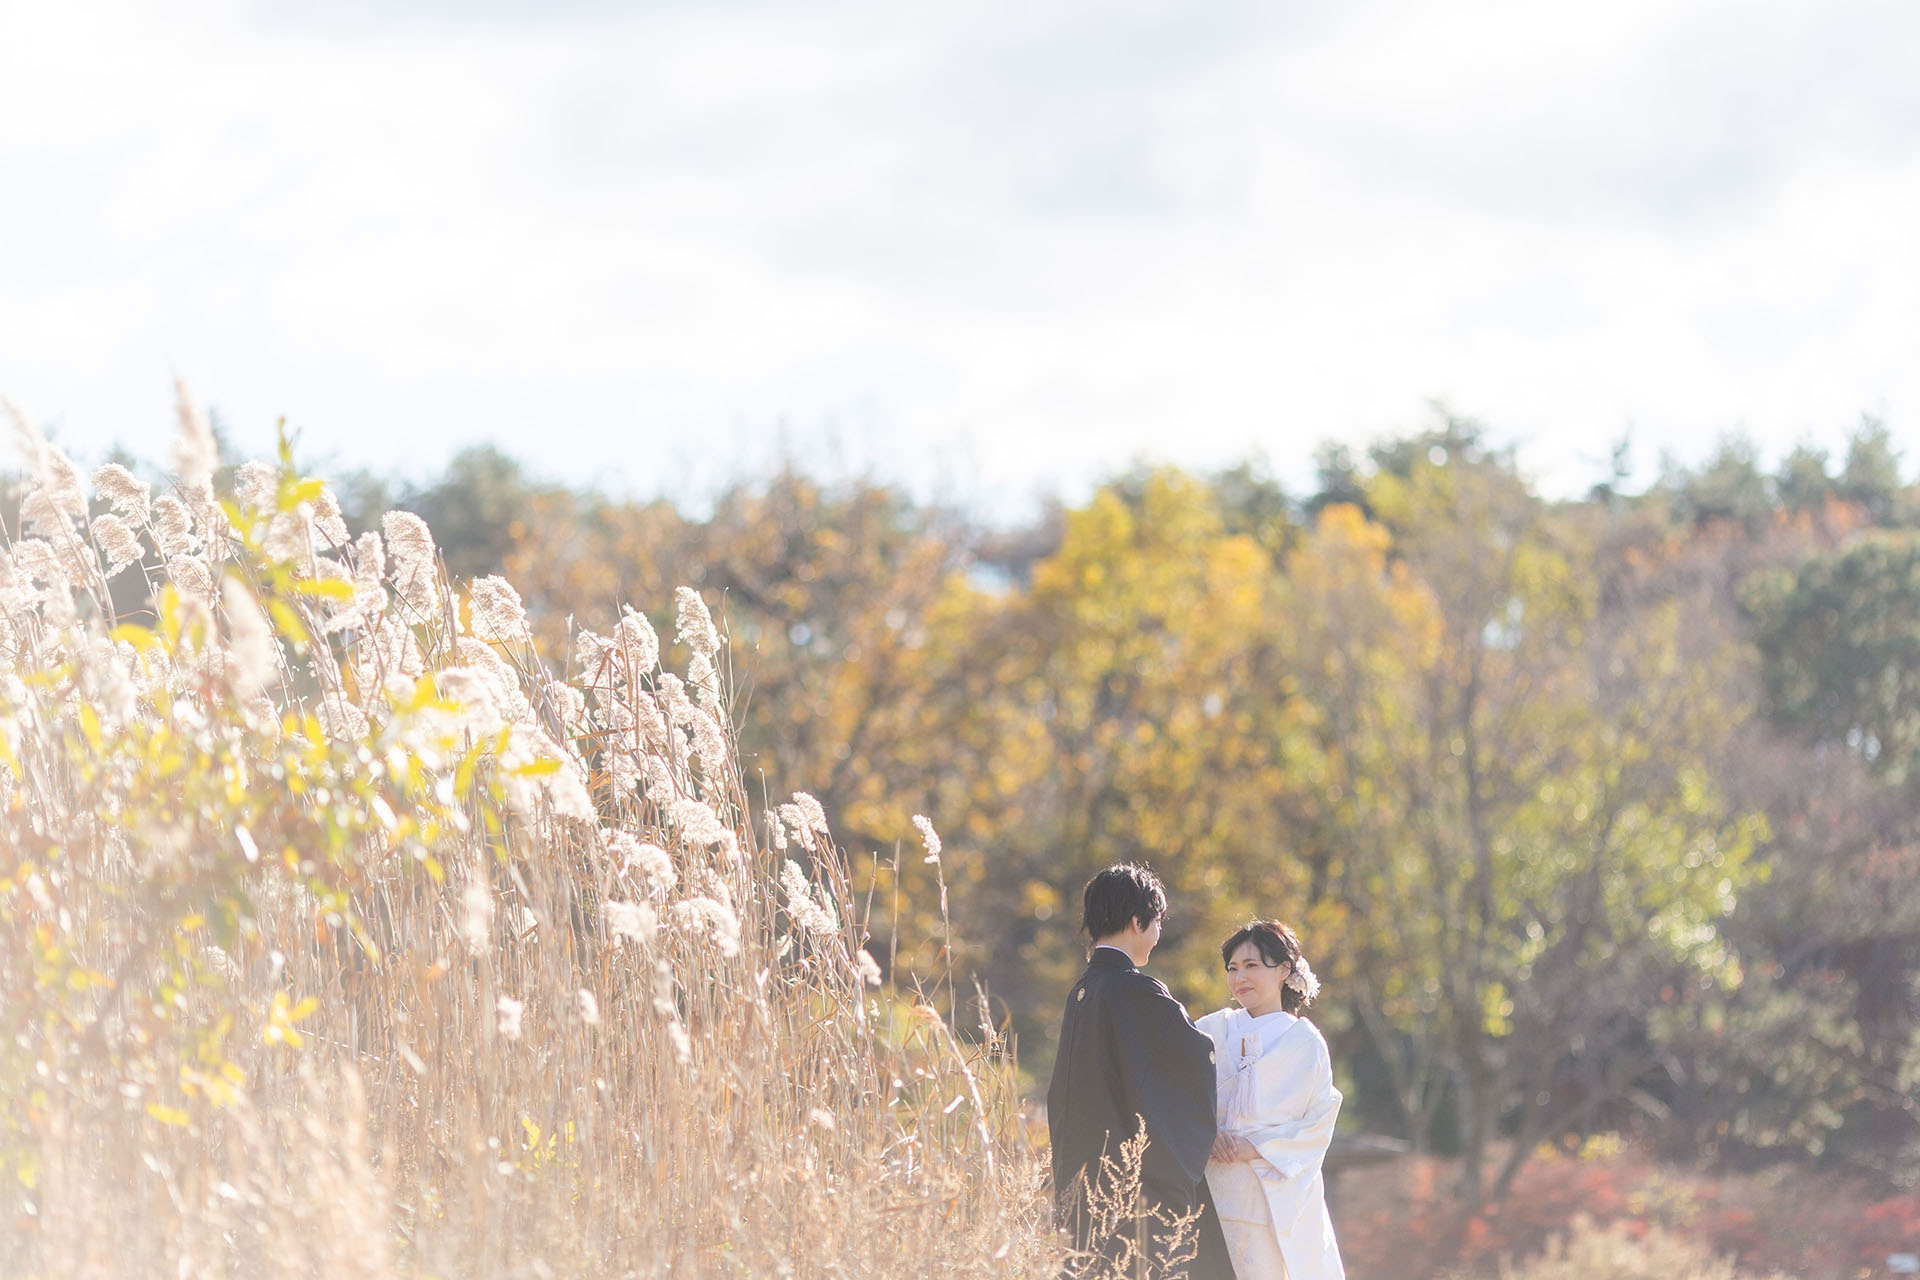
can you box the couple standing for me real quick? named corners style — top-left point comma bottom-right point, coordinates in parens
top-left (1047, 864), bottom-right (1345, 1280)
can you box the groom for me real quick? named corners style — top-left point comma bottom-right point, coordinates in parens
top-left (1047, 864), bottom-right (1223, 1278)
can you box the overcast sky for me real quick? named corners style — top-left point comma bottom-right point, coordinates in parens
top-left (3, 0), bottom-right (1917, 514)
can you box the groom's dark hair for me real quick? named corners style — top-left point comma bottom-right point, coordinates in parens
top-left (1081, 863), bottom-right (1168, 940)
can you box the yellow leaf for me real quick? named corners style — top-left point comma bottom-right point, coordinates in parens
top-left (110, 622), bottom-right (157, 650)
top-left (509, 757), bottom-right (561, 779)
top-left (290, 578), bottom-right (355, 603)
top-left (67, 968), bottom-right (114, 992)
top-left (266, 599), bottom-right (311, 648)
top-left (145, 1103), bottom-right (191, 1128)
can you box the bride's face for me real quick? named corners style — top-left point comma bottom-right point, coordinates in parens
top-left (1224, 941), bottom-right (1291, 1014)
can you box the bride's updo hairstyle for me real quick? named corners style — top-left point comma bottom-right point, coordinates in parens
top-left (1221, 920), bottom-right (1319, 1015)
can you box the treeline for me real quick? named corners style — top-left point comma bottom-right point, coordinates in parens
top-left (24, 415), bottom-right (1920, 1204)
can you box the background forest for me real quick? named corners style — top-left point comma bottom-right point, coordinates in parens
top-left (340, 416), bottom-right (1920, 1189)
top-left (9, 413), bottom-right (1920, 1276)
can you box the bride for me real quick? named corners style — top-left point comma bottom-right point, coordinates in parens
top-left (1194, 921), bottom-right (1345, 1280)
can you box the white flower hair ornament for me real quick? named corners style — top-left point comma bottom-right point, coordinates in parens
top-left (1285, 956), bottom-right (1321, 1002)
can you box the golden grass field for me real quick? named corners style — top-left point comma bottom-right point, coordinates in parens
top-left (0, 394), bottom-right (1806, 1279)
top-left (1, 393), bottom-right (1065, 1277)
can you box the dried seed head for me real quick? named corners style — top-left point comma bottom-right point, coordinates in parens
top-left (152, 495), bottom-right (195, 558)
top-left (687, 651), bottom-right (720, 712)
top-left (603, 900), bottom-right (659, 946)
top-left (668, 798), bottom-right (739, 862)
top-left (615, 606), bottom-right (660, 675)
top-left (470, 575), bottom-right (526, 643)
top-left (666, 1021), bottom-right (692, 1065)
top-left (575, 628), bottom-right (612, 674)
top-left (10, 540), bottom-right (61, 593)
top-left (551, 682), bottom-right (590, 738)
top-left (167, 555), bottom-right (215, 604)
top-left (92, 463), bottom-right (152, 525)
top-left (673, 586), bottom-right (720, 658)
top-left (609, 832), bottom-right (677, 896)
top-left (543, 752), bottom-right (597, 823)
top-left (657, 672), bottom-right (694, 729)
top-left (171, 379), bottom-right (219, 494)
top-left (222, 574), bottom-right (277, 701)
top-left (777, 804), bottom-right (815, 854)
top-left (234, 460), bottom-right (278, 512)
top-left (689, 708), bottom-right (730, 778)
top-left (912, 814), bottom-right (942, 865)
top-left (461, 879), bottom-right (494, 951)
top-left (780, 860), bottom-right (839, 937)
top-left (495, 995), bottom-right (524, 1042)
top-left (18, 489), bottom-right (82, 538)
top-left (791, 793), bottom-right (831, 842)
top-left (312, 486), bottom-right (350, 547)
top-left (669, 896), bottom-right (741, 957)
top-left (452, 637), bottom-right (531, 725)
top-left (8, 405), bottom-right (87, 519)
top-left (642, 753), bottom-right (677, 803)
top-left (382, 510), bottom-right (437, 617)
top-left (316, 694), bottom-right (370, 742)
top-left (435, 666), bottom-right (508, 738)
top-left (91, 514), bottom-right (144, 577)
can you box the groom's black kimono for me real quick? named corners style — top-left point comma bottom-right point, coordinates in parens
top-left (1047, 947), bottom-right (1220, 1276)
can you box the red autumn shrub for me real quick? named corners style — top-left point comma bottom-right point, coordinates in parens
top-left (1335, 1142), bottom-right (1920, 1280)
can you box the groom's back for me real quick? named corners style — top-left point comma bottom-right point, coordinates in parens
top-left (1047, 953), bottom-right (1131, 1200)
top-left (1047, 949), bottom-right (1214, 1216)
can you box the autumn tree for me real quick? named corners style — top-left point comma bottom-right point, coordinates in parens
top-left (888, 469), bottom-right (1328, 1061)
top-left (1294, 437), bottom-right (1761, 1204)
top-left (1730, 534), bottom-right (1920, 1169)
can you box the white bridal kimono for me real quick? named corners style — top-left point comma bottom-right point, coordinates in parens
top-left (1196, 1007), bottom-right (1345, 1280)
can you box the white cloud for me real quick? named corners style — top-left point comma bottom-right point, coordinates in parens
top-left (0, 0), bottom-right (1915, 508)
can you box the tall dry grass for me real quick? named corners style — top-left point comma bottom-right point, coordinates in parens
top-left (0, 392), bottom-right (1061, 1277)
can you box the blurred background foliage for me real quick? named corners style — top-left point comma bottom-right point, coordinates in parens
top-left (19, 413), bottom-right (1920, 1209)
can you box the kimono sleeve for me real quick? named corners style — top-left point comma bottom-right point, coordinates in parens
top-left (1108, 974), bottom-right (1218, 1194)
top-left (1243, 1026), bottom-right (1341, 1181)
top-left (1193, 1007), bottom-right (1230, 1046)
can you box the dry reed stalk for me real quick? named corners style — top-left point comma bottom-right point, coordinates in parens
top-left (0, 404), bottom-right (1069, 1278)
